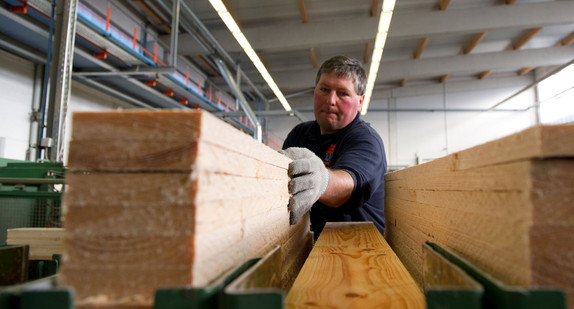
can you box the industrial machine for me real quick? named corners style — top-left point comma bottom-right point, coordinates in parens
top-left (0, 160), bottom-right (566, 308)
top-left (0, 160), bottom-right (64, 288)
top-left (0, 159), bottom-right (65, 244)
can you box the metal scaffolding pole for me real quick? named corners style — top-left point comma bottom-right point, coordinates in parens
top-left (215, 59), bottom-right (262, 142)
top-left (45, 0), bottom-right (78, 162)
top-left (169, 0), bottom-right (180, 67)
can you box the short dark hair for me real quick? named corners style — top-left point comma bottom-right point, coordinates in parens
top-left (315, 55), bottom-right (367, 96)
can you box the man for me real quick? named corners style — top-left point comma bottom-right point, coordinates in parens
top-left (281, 55), bottom-right (387, 240)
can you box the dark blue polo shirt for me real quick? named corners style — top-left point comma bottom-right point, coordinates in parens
top-left (283, 114), bottom-right (387, 239)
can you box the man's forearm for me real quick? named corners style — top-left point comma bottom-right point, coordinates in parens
top-left (318, 169), bottom-right (354, 208)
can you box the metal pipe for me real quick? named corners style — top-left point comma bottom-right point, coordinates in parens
top-left (73, 77), bottom-right (156, 109)
top-left (214, 109), bottom-right (308, 122)
top-left (0, 33), bottom-right (45, 64)
top-left (268, 88), bottom-right (314, 102)
top-left (215, 59), bottom-right (262, 141)
top-left (298, 107), bottom-right (529, 113)
top-left (27, 64), bottom-right (44, 161)
top-left (0, 178), bottom-right (65, 185)
top-left (73, 66), bottom-right (176, 76)
top-left (45, 0), bottom-right (79, 162)
top-left (38, 1), bottom-right (56, 160)
top-left (169, 0), bottom-right (180, 67)
top-left (179, 1), bottom-right (268, 103)
top-left (488, 58), bottom-right (574, 111)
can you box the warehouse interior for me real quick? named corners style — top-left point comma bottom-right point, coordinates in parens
top-left (0, 0), bottom-right (573, 308)
top-left (0, 0), bottom-right (572, 166)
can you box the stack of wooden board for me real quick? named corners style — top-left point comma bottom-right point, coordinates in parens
top-left (60, 109), bottom-right (309, 308)
top-left (286, 222), bottom-right (425, 308)
top-left (384, 124), bottom-right (574, 308)
top-left (6, 228), bottom-right (63, 259)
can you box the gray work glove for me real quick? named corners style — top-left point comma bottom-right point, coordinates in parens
top-left (279, 147), bottom-right (329, 225)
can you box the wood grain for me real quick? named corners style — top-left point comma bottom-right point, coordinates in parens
top-left (384, 125), bottom-right (574, 309)
top-left (286, 222), bottom-right (425, 309)
top-left (6, 228), bottom-right (63, 260)
top-left (455, 124), bottom-right (574, 170)
top-left (69, 110), bottom-right (290, 171)
top-left (60, 109), bottom-right (303, 308)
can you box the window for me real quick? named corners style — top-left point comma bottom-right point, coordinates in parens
top-left (538, 64), bottom-right (574, 124)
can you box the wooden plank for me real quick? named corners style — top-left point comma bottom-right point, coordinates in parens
top-left (281, 231), bottom-right (313, 292)
top-left (386, 159), bottom-right (574, 288)
top-left (530, 159), bottom-right (574, 225)
top-left (64, 173), bottom-right (289, 234)
top-left (385, 125), bottom-right (574, 309)
top-left (386, 155), bottom-right (532, 191)
top-left (68, 140), bottom-right (288, 178)
top-left (6, 228), bottom-right (63, 260)
top-left (530, 225), bottom-right (574, 308)
top-left (455, 124), bottom-right (574, 170)
top-left (65, 172), bottom-right (288, 207)
top-left (0, 245), bottom-right (29, 285)
top-left (386, 195), bottom-right (532, 286)
top-left (60, 265), bottom-right (192, 307)
top-left (60, 109), bottom-right (300, 308)
top-left (286, 222), bottom-right (425, 308)
top-left (69, 110), bottom-right (290, 171)
top-left (384, 125), bottom-right (574, 178)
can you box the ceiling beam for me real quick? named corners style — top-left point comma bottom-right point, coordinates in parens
top-left (371, 0), bottom-right (379, 17)
top-left (290, 75), bottom-right (534, 105)
top-left (298, 0), bottom-right (308, 23)
top-left (518, 67), bottom-right (534, 76)
top-left (512, 27), bottom-right (542, 50)
top-left (479, 70), bottom-right (492, 79)
top-left (373, 75), bottom-right (532, 101)
top-left (310, 47), bottom-right (318, 68)
top-left (171, 1), bottom-right (574, 56)
top-left (463, 32), bottom-right (487, 54)
top-left (414, 37), bottom-right (429, 59)
top-left (439, 0), bottom-right (450, 11)
top-left (389, 1), bottom-right (573, 38)
top-left (557, 31), bottom-right (574, 46)
top-left (273, 45), bottom-right (574, 88)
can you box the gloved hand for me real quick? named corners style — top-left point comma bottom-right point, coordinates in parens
top-left (279, 147), bottom-right (329, 225)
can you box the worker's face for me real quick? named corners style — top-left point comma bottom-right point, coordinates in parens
top-left (314, 72), bottom-right (364, 135)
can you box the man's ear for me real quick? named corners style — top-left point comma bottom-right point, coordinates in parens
top-left (357, 94), bottom-right (365, 113)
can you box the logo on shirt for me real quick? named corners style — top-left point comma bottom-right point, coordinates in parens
top-left (323, 144), bottom-right (336, 166)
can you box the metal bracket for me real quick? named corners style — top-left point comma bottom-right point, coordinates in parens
top-left (423, 242), bottom-right (483, 309)
top-left (424, 242), bottom-right (566, 309)
top-left (153, 258), bottom-right (259, 309)
top-left (224, 246), bottom-right (284, 309)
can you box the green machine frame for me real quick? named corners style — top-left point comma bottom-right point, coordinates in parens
top-left (0, 160), bottom-right (65, 246)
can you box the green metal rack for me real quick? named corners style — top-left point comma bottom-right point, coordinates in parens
top-left (0, 160), bottom-right (65, 245)
top-left (0, 241), bottom-right (568, 309)
top-left (424, 242), bottom-right (566, 309)
top-left (423, 242), bottom-right (484, 309)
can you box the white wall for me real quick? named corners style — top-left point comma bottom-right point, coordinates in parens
top-left (267, 78), bottom-right (538, 169)
top-left (0, 49), bottom-right (135, 162)
top-left (0, 47), bottom-right (540, 168)
top-left (62, 81), bottom-right (136, 163)
top-left (0, 50), bottom-right (36, 160)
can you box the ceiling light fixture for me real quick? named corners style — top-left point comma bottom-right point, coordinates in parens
top-left (209, 0), bottom-right (292, 112)
top-left (361, 0), bottom-right (396, 115)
